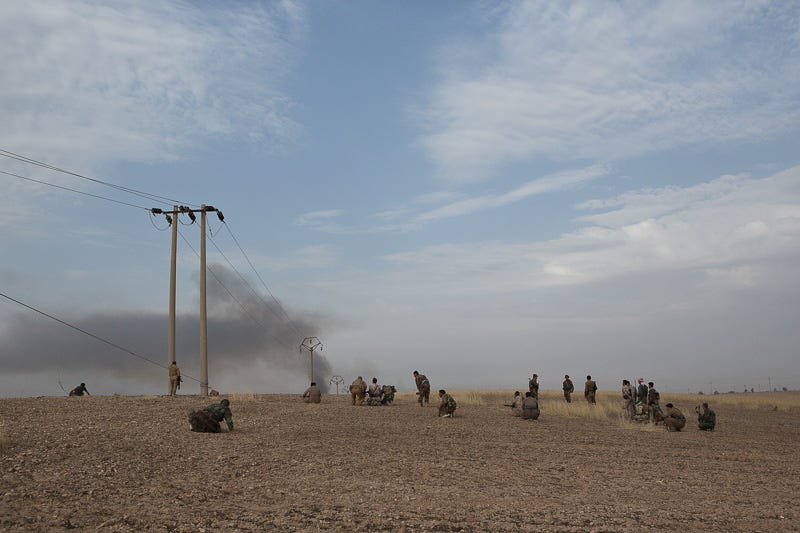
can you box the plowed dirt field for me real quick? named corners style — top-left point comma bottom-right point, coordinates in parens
top-left (1, 393), bottom-right (798, 532)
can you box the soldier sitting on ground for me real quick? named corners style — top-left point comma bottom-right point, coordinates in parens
top-left (438, 389), bottom-right (457, 417)
top-left (189, 399), bottom-right (233, 433)
top-left (68, 383), bottom-right (90, 396)
top-left (350, 376), bottom-right (367, 405)
top-left (366, 378), bottom-right (383, 406)
top-left (697, 402), bottom-right (716, 431)
top-left (662, 403), bottom-right (686, 432)
top-left (302, 382), bottom-right (322, 404)
top-left (521, 391), bottom-right (540, 420)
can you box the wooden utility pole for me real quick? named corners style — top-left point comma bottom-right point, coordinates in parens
top-left (168, 205), bottom-right (178, 394)
top-left (199, 205), bottom-right (209, 396)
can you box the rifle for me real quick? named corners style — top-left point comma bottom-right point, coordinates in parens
top-left (177, 376), bottom-right (182, 390)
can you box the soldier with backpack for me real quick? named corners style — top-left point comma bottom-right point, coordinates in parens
top-left (647, 382), bottom-right (662, 423)
top-left (584, 375), bottom-right (597, 404)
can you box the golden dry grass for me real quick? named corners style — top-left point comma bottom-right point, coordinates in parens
top-left (0, 423), bottom-right (9, 452)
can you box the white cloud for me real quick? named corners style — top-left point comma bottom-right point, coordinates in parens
top-left (379, 165), bottom-right (800, 296)
top-left (421, 1), bottom-right (800, 182)
top-left (294, 209), bottom-right (344, 227)
top-left (0, 1), bottom-right (305, 170)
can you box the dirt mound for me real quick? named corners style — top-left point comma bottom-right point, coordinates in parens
top-left (1, 393), bottom-right (798, 531)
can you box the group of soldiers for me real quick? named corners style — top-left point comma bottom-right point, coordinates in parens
top-left (348, 376), bottom-right (397, 406)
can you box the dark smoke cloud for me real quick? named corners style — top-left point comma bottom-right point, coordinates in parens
top-left (0, 264), bottom-right (333, 392)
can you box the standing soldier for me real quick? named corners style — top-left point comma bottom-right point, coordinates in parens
top-left (562, 375), bottom-right (574, 403)
top-left (350, 376), bottom-right (367, 405)
top-left (528, 373), bottom-right (540, 398)
top-left (662, 403), bottom-right (686, 432)
top-left (636, 378), bottom-right (648, 404)
top-left (413, 371), bottom-right (430, 406)
top-left (169, 361), bottom-right (181, 396)
top-left (437, 389), bottom-right (457, 417)
top-left (647, 382), bottom-right (662, 423)
top-left (697, 402), bottom-right (716, 431)
top-left (584, 375), bottom-right (597, 404)
top-left (621, 379), bottom-right (634, 419)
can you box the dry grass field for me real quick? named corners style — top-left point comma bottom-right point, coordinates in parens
top-left (1, 390), bottom-right (799, 532)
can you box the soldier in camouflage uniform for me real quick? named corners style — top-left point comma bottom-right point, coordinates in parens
top-left (366, 378), bottom-right (383, 405)
top-left (584, 375), bottom-right (597, 404)
top-left (69, 383), bottom-right (90, 396)
top-left (437, 389), bottom-right (457, 417)
top-left (302, 382), bottom-right (322, 404)
top-left (562, 375), bottom-right (574, 403)
top-left (528, 373), bottom-right (539, 398)
top-left (189, 398), bottom-right (233, 433)
top-left (697, 402), bottom-right (716, 431)
top-left (380, 385), bottom-right (396, 405)
top-left (662, 403), bottom-right (686, 432)
top-left (350, 376), bottom-right (367, 405)
top-left (413, 371), bottom-right (430, 406)
top-left (647, 382), bottom-right (662, 423)
top-left (621, 379), bottom-right (635, 419)
top-left (521, 391), bottom-right (540, 420)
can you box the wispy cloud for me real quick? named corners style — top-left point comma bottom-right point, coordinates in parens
top-left (0, 1), bottom-right (305, 170)
top-left (420, 1), bottom-right (800, 182)
top-left (379, 165), bottom-right (800, 295)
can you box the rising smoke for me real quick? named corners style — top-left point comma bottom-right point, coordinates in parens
top-left (0, 264), bottom-right (333, 393)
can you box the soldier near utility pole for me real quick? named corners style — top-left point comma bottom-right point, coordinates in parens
top-left (168, 361), bottom-right (181, 396)
top-left (562, 375), bottom-right (574, 402)
top-left (413, 371), bottom-right (431, 406)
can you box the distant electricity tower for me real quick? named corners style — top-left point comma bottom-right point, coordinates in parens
top-left (329, 375), bottom-right (344, 394)
top-left (299, 336), bottom-right (323, 383)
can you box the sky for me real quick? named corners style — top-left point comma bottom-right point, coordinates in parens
top-left (1, 0), bottom-right (798, 397)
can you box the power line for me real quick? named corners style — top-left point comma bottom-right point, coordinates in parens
top-left (0, 290), bottom-right (211, 388)
top-left (177, 229), bottom-right (296, 353)
top-left (0, 168), bottom-right (151, 211)
top-left (0, 148), bottom-right (199, 208)
top-left (222, 221), bottom-right (304, 337)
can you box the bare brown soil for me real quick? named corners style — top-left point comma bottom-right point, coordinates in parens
top-left (1, 393), bottom-right (799, 532)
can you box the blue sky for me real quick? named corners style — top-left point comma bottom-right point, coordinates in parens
top-left (1, 1), bottom-right (798, 397)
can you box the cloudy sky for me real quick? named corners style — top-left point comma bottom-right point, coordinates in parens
top-left (1, 1), bottom-right (798, 397)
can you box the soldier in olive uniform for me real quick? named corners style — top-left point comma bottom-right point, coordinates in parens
top-left (662, 403), bottom-right (686, 432)
top-left (189, 399), bottom-right (233, 433)
top-left (562, 375), bottom-right (574, 403)
top-left (584, 375), bottom-right (597, 404)
top-left (350, 376), bottom-right (367, 405)
top-left (528, 373), bottom-right (540, 398)
top-left (437, 389), bottom-right (457, 417)
top-left (697, 402), bottom-right (716, 431)
top-left (413, 371), bottom-right (431, 406)
top-left (521, 391), bottom-right (540, 420)
top-left (647, 382), bottom-right (662, 423)
top-left (621, 379), bottom-right (634, 419)
top-left (302, 382), bottom-right (322, 404)
top-left (168, 361), bottom-right (181, 396)
top-left (367, 378), bottom-right (383, 405)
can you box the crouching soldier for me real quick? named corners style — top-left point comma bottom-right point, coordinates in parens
top-left (189, 399), bottom-right (234, 433)
top-left (302, 382), bottom-right (322, 404)
top-left (438, 389), bottom-right (457, 417)
top-left (380, 385), bottom-right (396, 405)
top-left (697, 403), bottom-right (716, 431)
top-left (521, 391), bottom-right (540, 420)
top-left (662, 403), bottom-right (686, 432)
top-left (350, 376), bottom-right (367, 405)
